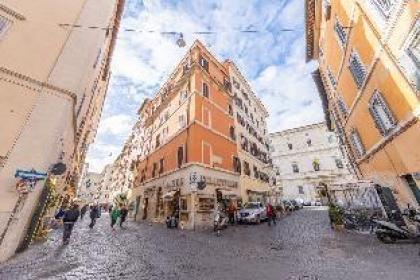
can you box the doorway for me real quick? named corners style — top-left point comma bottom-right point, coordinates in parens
top-left (402, 174), bottom-right (420, 205)
top-left (143, 198), bottom-right (148, 220)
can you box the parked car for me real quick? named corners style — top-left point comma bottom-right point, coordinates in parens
top-left (282, 200), bottom-right (294, 212)
top-left (315, 200), bottom-right (322, 206)
top-left (303, 200), bottom-right (312, 206)
top-left (293, 199), bottom-right (303, 209)
top-left (237, 202), bottom-right (267, 224)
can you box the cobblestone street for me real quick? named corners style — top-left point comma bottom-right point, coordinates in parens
top-left (0, 207), bottom-right (419, 280)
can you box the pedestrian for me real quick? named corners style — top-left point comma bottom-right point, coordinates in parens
top-left (227, 202), bottom-right (236, 225)
top-left (62, 203), bottom-right (80, 245)
top-left (120, 204), bottom-right (128, 228)
top-left (109, 204), bottom-right (113, 213)
top-left (110, 205), bottom-right (120, 231)
top-left (89, 204), bottom-right (100, 229)
top-left (266, 203), bottom-right (276, 226)
top-left (55, 205), bottom-right (66, 220)
top-left (80, 204), bottom-right (88, 220)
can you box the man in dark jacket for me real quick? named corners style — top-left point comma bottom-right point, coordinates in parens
top-left (89, 204), bottom-right (100, 229)
top-left (62, 203), bottom-right (80, 245)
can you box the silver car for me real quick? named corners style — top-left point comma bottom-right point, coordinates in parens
top-left (237, 202), bottom-right (267, 224)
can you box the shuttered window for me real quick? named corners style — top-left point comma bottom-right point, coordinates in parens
top-left (370, 0), bottom-right (396, 19)
top-left (337, 96), bottom-right (348, 119)
top-left (349, 50), bottom-right (367, 89)
top-left (0, 15), bottom-right (11, 39)
top-left (334, 17), bottom-right (347, 47)
top-left (350, 129), bottom-right (365, 158)
top-left (368, 90), bottom-right (396, 136)
top-left (400, 19), bottom-right (420, 92)
top-left (327, 67), bottom-right (337, 89)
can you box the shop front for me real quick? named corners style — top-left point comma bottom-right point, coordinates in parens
top-left (133, 164), bottom-right (239, 230)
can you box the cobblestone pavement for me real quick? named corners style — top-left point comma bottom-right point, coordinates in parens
top-left (1, 207), bottom-right (419, 280)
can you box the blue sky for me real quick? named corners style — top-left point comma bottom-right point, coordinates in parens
top-left (86, 0), bottom-right (323, 172)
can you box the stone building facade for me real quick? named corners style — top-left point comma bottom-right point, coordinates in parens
top-left (270, 122), bottom-right (354, 203)
top-left (0, 0), bottom-right (124, 261)
top-left (305, 0), bottom-right (420, 214)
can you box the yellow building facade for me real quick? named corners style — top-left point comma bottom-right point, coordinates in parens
top-left (306, 0), bottom-right (420, 213)
top-left (0, 0), bottom-right (124, 261)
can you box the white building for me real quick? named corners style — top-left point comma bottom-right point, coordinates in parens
top-left (270, 122), bottom-right (354, 203)
top-left (77, 172), bottom-right (102, 204)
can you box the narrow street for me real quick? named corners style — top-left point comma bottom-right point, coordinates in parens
top-left (1, 207), bottom-right (419, 280)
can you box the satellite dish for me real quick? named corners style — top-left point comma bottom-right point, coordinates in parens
top-left (50, 162), bottom-right (67, 175)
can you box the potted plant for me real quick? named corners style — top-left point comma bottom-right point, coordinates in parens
top-left (329, 205), bottom-right (344, 231)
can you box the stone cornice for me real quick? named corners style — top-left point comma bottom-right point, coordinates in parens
top-left (0, 4), bottom-right (25, 20)
top-left (0, 67), bottom-right (77, 101)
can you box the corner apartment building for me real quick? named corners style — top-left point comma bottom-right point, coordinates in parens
top-left (305, 0), bottom-right (420, 215)
top-left (225, 61), bottom-right (274, 204)
top-left (130, 41), bottom-right (274, 229)
top-left (0, 0), bottom-right (124, 261)
top-left (77, 171), bottom-right (102, 204)
top-left (270, 122), bottom-right (353, 203)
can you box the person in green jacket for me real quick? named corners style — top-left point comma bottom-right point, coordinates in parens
top-left (110, 205), bottom-right (121, 230)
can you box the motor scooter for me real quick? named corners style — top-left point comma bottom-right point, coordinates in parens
top-left (374, 209), bottom-right (420, 244)
top-left (214, 210), bottom-right (228, 236)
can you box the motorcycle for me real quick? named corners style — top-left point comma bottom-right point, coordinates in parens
top-left (374, 208), bottom-right (420, 244)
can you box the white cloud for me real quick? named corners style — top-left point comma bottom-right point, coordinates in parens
top-left (97, 114), bottom-right (133, 136)
top-left (87, 0), bottom-right (324, 172)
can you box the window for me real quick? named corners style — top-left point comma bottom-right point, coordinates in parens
top-left (288, 143), bottom-right (293, 150)
top-left (93, 48), bottom-right (102, 68)
top-left (229, 126), bottom-right (236, 141)
top-left (202, 82), bottom-right (209, 98)
top-left (179, 90), bottom-right (188, 105)
top-left (400, 19), bottom-right (420, 91)
top-left (327, 67), bottom-right (337, 90)
top-left (152, 163), bottom-right (158, 177)
top-left (349, 50), bottom-right (367, 89)
top-left (337, 96), bottom-right (348, 118)
top-left (253, 166), bottom-right (259, 179)
top-left (155, 134), bottom-right (161, 148)
top-left (159, 158), bottom-right (164, 174)
top-left (292, 163), bottom-right (299, 173)
top-left (244, 161), bottom-right (251, 176)
top-left (307, 139), bottom-right (312, 147)
top-left (313, 160), bottom-right (320, 171)
top-left (179, 114), bottom-right (186, 129)
top-left (328, 134), bottom-right (336, 144)
top-left (334, 17), bottom-right (347, 47)
top-left (203, 107), bottom-right (211, 127)
top-left (228, 104), bottom-right (233, 116)
top-left (298, 186), bottom-right (304, 195)
top-left (199, 56), bottom-right (209, 72)
top-left (370, 0), bottom-right (396, 19)
top-left (233, 156), bottom-right (241, 173)
top-left (0, 15), bottom-right (11, 39)
top-left (350, 129), bottom-right (365, 158)
top-left (177, 146), bottom-right (184, 168)
top-left (335, 158), bottom-right (344, 169)
top-left (323, 0), bottom-right (331, 20)
top-left (369, 90), bottom-right (396, 136)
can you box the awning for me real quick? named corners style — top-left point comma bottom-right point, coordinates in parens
top-left (163, 190), bottom-right (177, 200)
top-left (246, 189), bottom-right (268, 195)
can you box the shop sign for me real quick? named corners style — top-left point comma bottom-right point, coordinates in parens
top-left (15, 169), bottom-right (47, 180)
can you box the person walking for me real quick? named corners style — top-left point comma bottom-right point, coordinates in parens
top-left (227, 202), bottom-right (236, 225)
top-left (62, 203), bottom-right (80, 245)
top-left (266, 203), bottom-right (276, 226)
top-left (80, 204), bottom-right (88, 220)
top-left (120, 205), bottom-right (128, 229)
top-left (89, 204), bottom-right (100, 229)
top-left (110, 205), bottom-right (120, 231)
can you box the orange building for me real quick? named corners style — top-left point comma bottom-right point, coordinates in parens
top-left (131, 41), bottom-right (240, 229)
top-left (305, 0), bottom-right (420, 217)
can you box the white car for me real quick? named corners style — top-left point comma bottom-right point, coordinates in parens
top-left (237, 202), bottom-right (267, 224)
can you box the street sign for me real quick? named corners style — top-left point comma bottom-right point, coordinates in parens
top-left (189, 172), bottom-right (198, 184)
top-left (15, 169), bottom-right (47, 180)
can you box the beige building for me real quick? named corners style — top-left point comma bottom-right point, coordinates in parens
top-left (270, 122), bottom-right (354, 203)
top-left (0, 0), bottom-right (124, 261)
top-left (226, 61), bottom-right (274, 204)
top-left (77, 170), bottom-right (102, 204)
